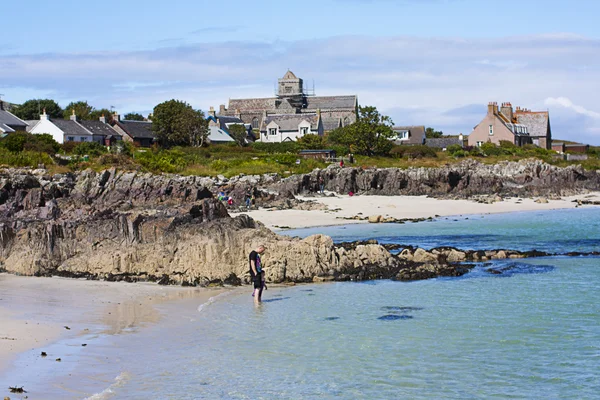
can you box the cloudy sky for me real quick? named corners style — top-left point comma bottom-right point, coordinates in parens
top-left (2, 0), bottom-right (600, 144)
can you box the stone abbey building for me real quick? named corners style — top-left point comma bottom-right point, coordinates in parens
top-left (217, 71), bottom-right (358, 133)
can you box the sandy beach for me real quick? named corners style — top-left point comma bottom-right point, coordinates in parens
top-left (242, 192), bottom-right (600, 230)
top-left (0, 275), bottom-right (226, 376)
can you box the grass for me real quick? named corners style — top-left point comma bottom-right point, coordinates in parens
top-left (1, 143), bottom-right (598, 176)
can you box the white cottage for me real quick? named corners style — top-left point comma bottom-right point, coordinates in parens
top-left (259, 113), bottom-right (323, 143)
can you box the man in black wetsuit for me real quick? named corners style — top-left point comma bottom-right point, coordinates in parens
top-left (249, 245), bottom-right (266, 302)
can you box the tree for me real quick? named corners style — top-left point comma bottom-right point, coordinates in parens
top-left (0, 131), bottom-right (59, 154)
top-left (124, 112), bottom-right (145, 121)
top-left (328, 105), bottom-right (395, 156)
top-left (63, 101), bottom-right (94, 120)
top-left (297, 133), bottom-right (326, 149)
top-left (152, 100), bottom-right (208, 147)
top-left (425, 127), bottom-right (443, 138)
top-left (12, 99), bottom-right (63, 120)
top-left (90, 108), bottom-right (115, 123)
top-left (227, 124), bottom-right (248, 146)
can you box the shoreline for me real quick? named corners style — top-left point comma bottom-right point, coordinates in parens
top-left (0, 274), bottom-right (227, 383)
top-left (241, 193), bottom-right (600, 231)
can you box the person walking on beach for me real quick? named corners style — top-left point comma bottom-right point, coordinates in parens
top-left (245, 187), bottom-right (252, 209)
top-left (249, 245), bottom-right (267, 302)
top-left (318, 176), bottom-right (325, 194)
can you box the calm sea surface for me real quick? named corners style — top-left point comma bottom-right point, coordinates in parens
top-left (2, 208), bottom-right (600, 399)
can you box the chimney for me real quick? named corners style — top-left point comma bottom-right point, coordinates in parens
top-left (113, 112), bottom-right (120, 122)
top-left (500, 102), bottom-right (513, 122)
top-left (40, 108), bottom-right (49, 121)
top-left (487, 102), bottom-right (497, 115)
top-left (99, 114), bottom-right (106, 124)
top-left (208, 106), bottom-right (216, 118)
top-left (458, 133), bottom-right (464, 142)
top-left (219, 104), bottom-right (226, 114)
top-left (70, 109), bottom-right (77, 121)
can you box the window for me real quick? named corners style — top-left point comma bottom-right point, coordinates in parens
top-left (476, 141), bottom-right (484, 147)
top-left (68, 136), bottom-right (75, 142)
top-left (252, 117), bottom-right (259, 129)
top-left (395, 130), bottom-right (409, 140)
top-left (81, 137), bottom-right (88, 141)
top-left (285, 86), bottom-right (292, 93)
top-left (489, 125), bottom-right (493, 135)
top-left (269, 128), bottom-right (277, 136)
top-left (300, 127), bottom-right (309, 136)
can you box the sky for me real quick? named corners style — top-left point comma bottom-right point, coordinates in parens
top-left (1, 0), bottom-right (600, 144)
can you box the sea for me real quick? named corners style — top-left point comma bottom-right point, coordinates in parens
top-left (2, 208), bottom-right (600, 399)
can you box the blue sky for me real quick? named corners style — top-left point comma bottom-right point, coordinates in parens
top-left (2, 0), bottom-right (600, 143)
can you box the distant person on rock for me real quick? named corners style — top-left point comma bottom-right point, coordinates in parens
top-left (339, 159), bottom-right (344, 168)
top-left (319, 176), bottom-right (325, 194)
top-left (249, 245), bottom-right (267, 302)
top-left (245, 188), bottom-right (252, 209)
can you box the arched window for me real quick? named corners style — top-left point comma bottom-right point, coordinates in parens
top-left (252, 117), bottom-right (259, 129)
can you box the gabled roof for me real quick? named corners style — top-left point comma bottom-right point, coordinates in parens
top-left (208, 126), bottom-right (235, 143)
top-left (79, 120), bottom-right (122, 138)
top-left (0, 108), bottom-right (28, 131)
top-left (52, 119), bottom-right (93, 137)
top-left (25, 120), bottom-right (40, 132)
top-left (114, 120), bottom-right (155, 139)
top-left (515, 111), bottom-right (550, 138)
top-left (282, 70), bottom-right (298, 79)
top-left (262, 114), bottom-right (320, 131)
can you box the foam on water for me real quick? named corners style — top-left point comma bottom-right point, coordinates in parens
top-left (84, 372), bottom-right (131, 400)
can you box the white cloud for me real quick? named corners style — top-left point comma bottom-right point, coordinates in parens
top-left (544, 97), bottom-right (600, 119)
top-left (1, 34), bottom-right (599, 143)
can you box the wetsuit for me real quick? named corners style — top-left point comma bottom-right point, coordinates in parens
top-left (249, 250), bottom-right (263, 289)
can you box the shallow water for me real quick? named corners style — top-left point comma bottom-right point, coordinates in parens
top-left (2, 208), bottom-right (600, 399)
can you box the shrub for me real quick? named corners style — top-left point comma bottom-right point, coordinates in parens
top-left (446, 144), bottom-right (463, 155)
top-left (297, 134), bottom-right (326, 150)
top-left (0, 132), bottom-right (29, 152)
top-left (134, 149), bottom-right (187, 173)
top-left (73, 141), bottom-right (107, 157)
top-left (24, 133), bottom-right (61, 154)
top-left (251, 142), bottom-right (300, 154)
top-left (390, 145), bottom-right (437, 159)
top-left (480, 142), bottom-right (502, 156)
top-left (0, 147), bottom-right (54, 167)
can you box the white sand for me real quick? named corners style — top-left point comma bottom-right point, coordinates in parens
top-left (242, 192), bottom-right (600, 230)
top-left (0, 274), bottom-right (225, 373)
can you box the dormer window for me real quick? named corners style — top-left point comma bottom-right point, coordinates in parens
top-left (269, 128), bottom-right (277, 136)
top-left (396, 130), bottom-right (409, 140)
top-left (300, 127), bottom-right (309, 136)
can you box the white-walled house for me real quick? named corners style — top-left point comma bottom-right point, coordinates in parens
top-left (29, 111), bottom-right (120, 145)
top-left (259, 113), bottom-right (323, 143)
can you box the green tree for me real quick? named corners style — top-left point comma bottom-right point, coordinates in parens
top-left (63, 101), bottom-right (94, 120)
top-left (90, 108), bottom-right (115, 123)
top-left (425, 127), bottom-right (443, 138)
top-left (12, 99), bottom-right (63, 120)
top-left (227, 124), bottom-right (248, 146)
top-left (124, 112), bottom-right (145, 121)
top-left (297, 133), bottom-right (326, 149)
top-left (152, 100), bottom-right (208, 147)
top-left (0, 131), bottom-right (59, 154)
top-left (328, 105), bottom-right (394, 156)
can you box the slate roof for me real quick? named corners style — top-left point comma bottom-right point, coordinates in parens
top-left (229, 98), bottom-right (277, 111)
top-left (52, 119), bottom-right (93, 137)
top-left (79, 120), bottom-right (122, 138)
top-left (208, 126), bottom-right (235, 143)
top-left (322, 117), bottom-right (342, 131)
top-left (426, 137), bottom-right (463, 149)
top-left (115, 120), bottom-right (155, 139)
top-left (262, 114), bottom-right (319, 131)
top-left (515, 111), bottom-right (550, 138)
top-left (214, 115), bottom-right (244, 130)
top-left (305, 95), bottom-right (357, 111)
top-left (392, 126), bottom-right (426, 145)
top-left (0, 108), bottom-right (28, 132)
top-left (25, 120), bottom-right (40, 132)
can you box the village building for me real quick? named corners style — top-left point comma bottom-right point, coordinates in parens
top-left (28, 110), bottom-right (122, 145)
top-left (207, 107), bottom-right (255, 144)
top-left (468, 102), bottom-right (552, 149)
top-left (111, 114), bottom-right (155, 147)
top-left (391, 126), bottom-right (426, 145)
top-left (259, 113), bottom-right (323, 143)
top-left (0, 101), bottom-right (28, 133)
top-left (426, 135), bottom-right (465, 150)
top-left (217, 70), bottom-right (357, 137)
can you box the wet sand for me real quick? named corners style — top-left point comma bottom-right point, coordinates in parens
top-left (0, 274), bottom-right (226, 375)
top-left (242, 193), bottom-right (600, 230)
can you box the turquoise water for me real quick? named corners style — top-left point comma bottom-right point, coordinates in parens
top-left (2, 208), bottom-right (600, 399)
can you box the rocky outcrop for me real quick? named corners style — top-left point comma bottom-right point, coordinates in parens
top-left (268, 159), bottom-right (600, 198)
top-left (0, 168), bottom-right (418, 285)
